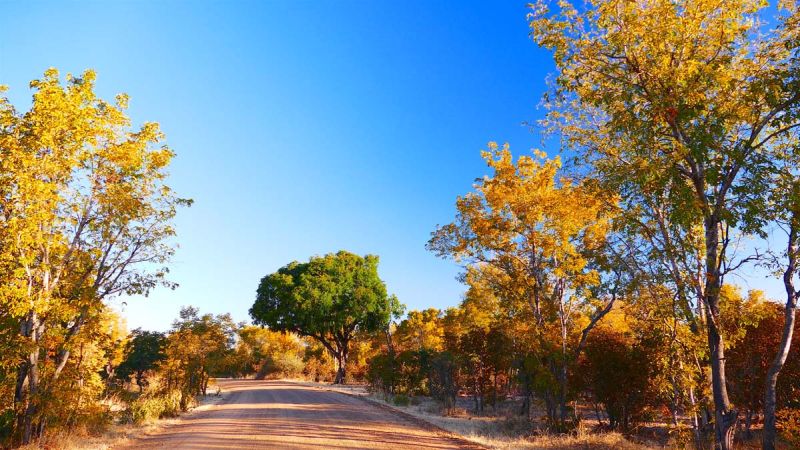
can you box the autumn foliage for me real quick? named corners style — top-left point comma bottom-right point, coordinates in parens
top-left (0, 69), bottom-right (188, 445)
top-left (2, 1), bottom-right (800, 448)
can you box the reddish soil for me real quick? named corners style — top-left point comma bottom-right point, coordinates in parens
top-left (116, 379), bottom-right (480, 449)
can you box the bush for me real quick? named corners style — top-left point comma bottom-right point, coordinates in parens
top-left (275, 353), bottom-right (306, 377)
top-left (396, 349), bottom-right (431, 395)
top-left (393, 394), bottom-right (411, 406)
top-left (368, 349), bottom-right (439, 396)
top-left (429, 352), bottom-right (458, 411)
top-left (257, 353), bottom-right (306, 379)
top-left (367, 353), bottom-right (395, 394)
top-left (66, 402), bottom-right (113, 435)
top-left (303, 343), bottom-right (336, 382)
top-left (0, 409), bottom-right (13, 444)
top-left (777, 408), bottom-right (800, 448)
top-left (578, 328), bottom-right (656, 431)
top-left (128, 389), bottom-right (182, 425)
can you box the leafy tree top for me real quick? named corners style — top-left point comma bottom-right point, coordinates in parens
top-left (250, 250), bottom-right (396, 351)
top-left (116, 328), bottom-right (166, 381)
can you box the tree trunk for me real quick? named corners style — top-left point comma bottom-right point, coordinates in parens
top-left (492, 370), bottom-right (498, 410)
top-left (544, 392), bottom-right (557, 426)
top-left (708, 319), bottom-right (737, 449)
top-left (744, 409), bottom-right (753, 439)
top-left (763, 307), bottom-right (797, 450)
top-left (703, 216), bottom-right (737, 450)
top-left (384, 326), bottom-right (396, 394)
top-left (473, 369), bottom-right (483, 414)
top-left (763, 224), bottom-right (798, 450)
top-left (706, 314), bottom-right (737, 448)
top-left (21, 350), bottom-right (40, 445)
top-left (15, 312), bottom-right (44, 445)
top-left (558, 307), bottom-right (570, 426)
top-left (688, 384), bottom-right (702, 447)
top-left (521, 392), bottom-right (531, 418)
top-left (333, 351), bottom-right (347, 384)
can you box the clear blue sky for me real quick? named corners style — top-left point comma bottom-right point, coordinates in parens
top-left (0, 1), bottom-right (554, 331)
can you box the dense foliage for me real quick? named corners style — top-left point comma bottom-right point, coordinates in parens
top-left (250, 251), bottom-right (399, 383)
top-left (2, 2), bottom-right (800, 449)
top-left (0, 69), bottom-right (188, 445)
top-left (527, 0), bottom-right (800, 447)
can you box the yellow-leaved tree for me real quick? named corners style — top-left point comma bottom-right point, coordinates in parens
top-left (529, 1), bottom-right (800, 447)
top-left (394, 308), bottom-right (445, 353)
top-left (428, 143), bottom-right (617, 428)
top-left (0, 69), bottom-right (188, 444)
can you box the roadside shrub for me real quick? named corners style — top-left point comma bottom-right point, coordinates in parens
top-left (578, 328), bottom-right (656, 431)
top-left (396, 349), bottom-right (431, 395)
top-left (429, 351), bottom-right (458, 412)
top-left (128, 389), bottom-right (182, 424)
top-left (64, 402), bottom-right (113, 435)
top-left (393, 393), bottom-right (411, 406)
top-left (346, 340), bottom-right (381, 383)
top-left (275, 353), bottom-right (306, 377)
top-left (369, 349), bottom-right (458, 404)
top-left (367, 353), bottom-right (396, 394)
top-left (257, 353), bottom-right (305, 379)
top-left (777, 408), bottom-right (800, 448)
top-left (303, 342), bottom-right (336, 382)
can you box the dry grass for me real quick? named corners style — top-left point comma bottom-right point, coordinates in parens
top-left (315, 388), bottom-right (658, 450)
top-left (18, 382), bottom-right (226, 450)
top-left (298, 379), bottom-right (656, 450)
top-left (375, 399), bottom-right (655, 449)
top-left (464, 431), bottom-right (652, 450)
top-left (19, 419), bottom-right (182, 450)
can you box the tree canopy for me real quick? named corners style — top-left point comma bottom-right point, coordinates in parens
top-left (529, 0), bottom-right (800, 447)
top-left (428, 143), bottom-right (617, 427)
top-left (250, 250), bottom-right (400, 383)
top-left (0, 68), bottom-right (188, 444)
top-left (116, 329), bottom-right (167, 392)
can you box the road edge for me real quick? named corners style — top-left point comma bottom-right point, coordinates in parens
top-left (106, 382), bottom-right (229, 449)
top-left (305, 382), bottom-right (489, 450)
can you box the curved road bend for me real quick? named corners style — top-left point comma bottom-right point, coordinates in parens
top-left (117, 379), bottom-right (480, 450)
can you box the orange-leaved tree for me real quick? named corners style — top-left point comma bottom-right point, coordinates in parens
top-left (529, 1), bottom-right (800, 446)
top-left (428, 143), bottom-right (616, 428)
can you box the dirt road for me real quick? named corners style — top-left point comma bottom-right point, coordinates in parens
top-left (117, 379), bottom-right (479, 449)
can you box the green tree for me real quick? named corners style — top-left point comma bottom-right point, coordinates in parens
top-left (117, 329), bottom-right (167, 392)
top-left (250, 251), bottom-right (396, 384)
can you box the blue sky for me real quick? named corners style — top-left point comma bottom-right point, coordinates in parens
top-left (2, 1), bottom-right (787, 331)
top-left (1, 1), bottom-right (553, 331)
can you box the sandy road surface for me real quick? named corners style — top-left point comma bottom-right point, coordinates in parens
top-left (117, 379), bottom-right (478, 449)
